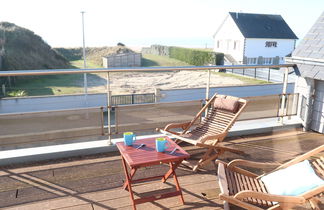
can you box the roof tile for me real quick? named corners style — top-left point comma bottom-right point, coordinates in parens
top-left (290, 11), bottom-right (324, 80)
top-left (229, 12), bottom-right (298, 39)
top-left (314, 69), bottom-right (324, 80)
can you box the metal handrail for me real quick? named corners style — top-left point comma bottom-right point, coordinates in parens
top-left (0, 64), bottom-right (296, 77)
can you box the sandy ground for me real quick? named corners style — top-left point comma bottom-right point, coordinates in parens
top-left (86, 71), bottom-right (244, 94)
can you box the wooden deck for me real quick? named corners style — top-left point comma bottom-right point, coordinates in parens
top-left (0, 130), bottom-right (323, 210)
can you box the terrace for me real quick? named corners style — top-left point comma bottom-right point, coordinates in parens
top-left (0, 64), bottom-right (323, 209)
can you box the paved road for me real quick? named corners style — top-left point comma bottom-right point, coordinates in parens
top-left (0, 83), bottom-right (294, 114)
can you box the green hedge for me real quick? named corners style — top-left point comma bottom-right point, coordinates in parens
top-left (169, 47), bottom-right (224, 66)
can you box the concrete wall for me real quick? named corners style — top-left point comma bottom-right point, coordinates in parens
top-left (103, 53), bottom-right (141, 68)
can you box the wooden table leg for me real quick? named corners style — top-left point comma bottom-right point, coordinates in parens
top-left (163, 162), bottom-right (185, 204)
top-left (121, 157), bottom-right (136, 210)
top-left (123, 167), bottom-right (137, 190)
top-left (162, 161), bottom-right (181, 183)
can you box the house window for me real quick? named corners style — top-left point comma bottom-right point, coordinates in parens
top-left (233, 41), bottom-right (237, 50)
top-left (263, 57), bottom-right (273, 64)
top-left (247, 57), bottom-right (257, 64)
top-left (265, 41), bottom-right (277, 47)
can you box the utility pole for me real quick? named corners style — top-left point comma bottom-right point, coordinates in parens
top-left (81, 11), bottom-right (88, 97)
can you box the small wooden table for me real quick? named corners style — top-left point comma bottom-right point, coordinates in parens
top-left (116, 136), bottom-right (190, 210)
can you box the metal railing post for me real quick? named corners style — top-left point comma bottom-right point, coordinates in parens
top-left (1, 84), bottom-right (5, 96)
top-left (106, 72), bottom-right (112, 145)
top-left (279, 67), bottom-right (289, 124)
top-left (154, 88), bottom-right (160, 103)
top-left (205, 70), bottom-right (211, 117)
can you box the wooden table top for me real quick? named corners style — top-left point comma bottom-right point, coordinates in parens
top-left (116, 136), bottom-right (190, 167)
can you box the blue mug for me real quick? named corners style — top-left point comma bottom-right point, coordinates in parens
top-left (124, 132), bottom-right (136, 146)
top-left (156, 137), bottom-right (170, 152)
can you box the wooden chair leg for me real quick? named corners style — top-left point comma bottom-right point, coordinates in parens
top-left (193, 149), bottom-right (224, 172)
top-left (309, 197), bottom-right (321, 210)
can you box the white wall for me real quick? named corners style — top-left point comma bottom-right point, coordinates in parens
top-left (245, 38), bottom-right (295, 64)
top-left (294, 76), bottom-right (315, 130)
top-left (311, 80), bottom-right (324, 133)
top-left (213, 15), bottom-right (245, 63)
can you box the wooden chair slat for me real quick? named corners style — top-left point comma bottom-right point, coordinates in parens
top-left (242, 175), bottom-right (257, 204)
top-left (161, 94), bottom-right (247, 171)
top-left (247, 176), bottom-right (265, 206)
top-left (225, 168), bottom-right (236, 195)
top-left (312, 158), bottom-right (324, 178)
top-left (233, 171), bottom-right (243, 193)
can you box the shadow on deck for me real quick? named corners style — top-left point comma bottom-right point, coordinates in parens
top-left (0, 130), bottom-right (323, 210)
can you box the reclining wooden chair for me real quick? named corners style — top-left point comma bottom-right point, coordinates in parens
top-left (159, 93), bottom-right (247, 171)
top-left (217, 144), bottom-right (324, 210)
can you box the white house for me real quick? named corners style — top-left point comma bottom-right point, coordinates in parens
top-left (213, 12), bottom-right (298, 65)
top-left (286, 11), bottom-right (324, 134)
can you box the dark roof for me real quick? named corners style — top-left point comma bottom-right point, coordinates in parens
top-left (229, 12), bottom-right (298, 39)
top-left (286, 11), bottom-right (324, 80)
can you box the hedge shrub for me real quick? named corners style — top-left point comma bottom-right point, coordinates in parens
top-left (169, 47), bottom-right (224, 66)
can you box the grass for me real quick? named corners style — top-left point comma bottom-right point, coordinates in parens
top-left (70, 60), bottom-right (103, 69)
top-left (7, 74), bottom-right (85, 96)
top-left (142, 54), bottom-right (191, 67)
top-left (6, 60), bottom-right (101, 96)
top-left (213, 72), bottom-right (271, 85)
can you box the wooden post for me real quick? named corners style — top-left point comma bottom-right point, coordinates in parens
top-left (107, 72), bottom-right (112, 145)
top-left (279, 67), bottom-right (289, 124)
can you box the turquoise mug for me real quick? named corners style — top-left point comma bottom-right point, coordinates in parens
top-left (156, 137), bottom-right (170, 152)
top-left (124, 132), bottom-right (136, 146)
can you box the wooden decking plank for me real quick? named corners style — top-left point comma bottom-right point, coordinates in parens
top-left (1, 130), bottom-right (324, 209)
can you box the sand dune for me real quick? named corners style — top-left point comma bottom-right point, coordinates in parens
top-left (87, 71), bottom-right (245, 94)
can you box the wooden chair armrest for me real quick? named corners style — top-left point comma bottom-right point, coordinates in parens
top-left (228, 159), bottom-right (281, 170)
top-left (215, 159), bottom-right (228, 165)
top-left (163, 122), bottom-right (191, 131)
top-left (234, 190), bottom-right (306, 204)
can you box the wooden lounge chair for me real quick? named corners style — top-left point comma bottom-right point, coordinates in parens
top-left (216, 144), bottom-right (324, 210)
top-left (159, 93), bottom-right (247, 171)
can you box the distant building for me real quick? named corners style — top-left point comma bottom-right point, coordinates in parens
top-left (286, 11), bottom-right (324, 134)
top-left (102, 53), bottom-right (141, 68)
top-left (213, 12), bottom-right (298, 65)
